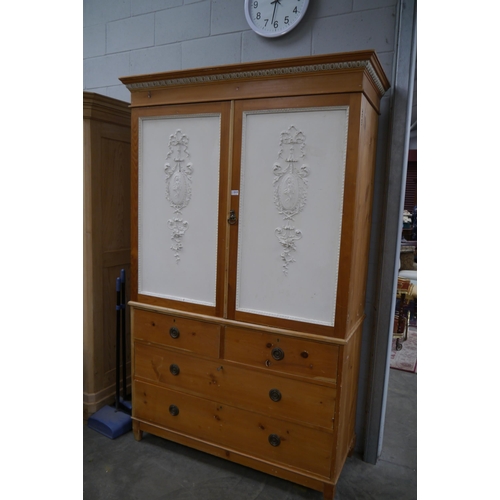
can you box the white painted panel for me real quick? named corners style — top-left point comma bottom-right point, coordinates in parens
top-left (138, 114), bottom-right (221, 306)
top-left (236, 107), bottom-right (348, 326)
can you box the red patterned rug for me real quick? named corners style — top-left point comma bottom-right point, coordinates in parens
top-left (390, 326), bottom-right (417, 373)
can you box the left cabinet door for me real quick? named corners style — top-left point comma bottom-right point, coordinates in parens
top-left (131, 102), bottom-right (231, 316)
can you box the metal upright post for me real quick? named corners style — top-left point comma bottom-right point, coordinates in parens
top-left (120, 269), bottom-right (127, 401)
top-left (115, 276), bottom-right (121, 410)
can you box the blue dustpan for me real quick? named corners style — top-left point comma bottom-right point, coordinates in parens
top-left (87, 405), bottom-right (132, 439)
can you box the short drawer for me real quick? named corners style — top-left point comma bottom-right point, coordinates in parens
top-left (132, 308), bottom-right (220, 357)
top-left (134, 380), bottom-right (333, 477)
top-left (135, 343), bottom-right (336, 429)
top-left (224, 326), bottom-right (339, 383)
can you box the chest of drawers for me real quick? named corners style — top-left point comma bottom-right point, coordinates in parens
top-left (121, 51), bottom-right (389, 499)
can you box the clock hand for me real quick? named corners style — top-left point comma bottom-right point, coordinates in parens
top-left (271, 0), bottom-right (279, 24)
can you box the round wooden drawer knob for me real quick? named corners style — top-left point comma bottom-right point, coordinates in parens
top-left (169, 404), bottom-right (179, 416)
top-left (169, 326), bottom-right (180, 339)
top-left (268, 434), bottom-right (281, 447)
top-left (169, 364), bottom-right (180, 376)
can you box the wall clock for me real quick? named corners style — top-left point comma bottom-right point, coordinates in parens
top-left (244, 0), bottom-right (310, 38)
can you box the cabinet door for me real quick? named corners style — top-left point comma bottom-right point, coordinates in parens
top-left (229, 96), bottom-right (351, 332)
top-left (133, 102), bottom-right (230, 315)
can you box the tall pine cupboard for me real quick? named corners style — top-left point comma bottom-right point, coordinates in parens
top-left (120, 51), bottom-right (389, 499)
top-left (83, 92), bottom-right (131, 419)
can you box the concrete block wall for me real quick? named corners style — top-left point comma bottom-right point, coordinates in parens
top-left (84, 0), bottom-right (398, 102)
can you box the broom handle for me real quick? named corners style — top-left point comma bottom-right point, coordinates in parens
top-left (121, 269), bottom-right (127, 400)
top-left (115, 276), bottom-right (121, 410)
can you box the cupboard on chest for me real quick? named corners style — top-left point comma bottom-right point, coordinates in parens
top-left (120, 51), bottom-right (389, 499)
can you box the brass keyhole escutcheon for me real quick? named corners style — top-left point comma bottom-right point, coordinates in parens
top-left (228, 210), bottom-right (237, 225)
top-left (169, 326), bottom-right (180, 339)
top-left (271, 347), bottom-right (284, 361)
top-left (268, 434), bottom-right (281, 447)
top-left (269, 389), bottom-right (282, 402)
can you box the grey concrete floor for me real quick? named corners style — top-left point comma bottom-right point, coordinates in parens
top-left (83, 369), bottom-right (416, 499)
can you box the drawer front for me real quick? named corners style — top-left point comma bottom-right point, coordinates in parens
top-left (224, 327), bottom-right (339, 382)
top-left (134, 380), bottom-right (333, 477)
top-left (133, 308), bottom-right (220, 357)
top-left (135, 343), bottom-right (335, 429)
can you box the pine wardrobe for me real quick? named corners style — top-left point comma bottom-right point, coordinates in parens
top-left (120, 51), bottom-right (389, 500)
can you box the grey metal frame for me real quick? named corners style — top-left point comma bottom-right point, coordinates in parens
top-left (362, 0), bottom-right (417, 464)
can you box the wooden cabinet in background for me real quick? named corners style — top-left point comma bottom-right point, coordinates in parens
top-left (83, 92), bottom-right (131, 419)
top-left (120, 51), bottom-right (389, 499)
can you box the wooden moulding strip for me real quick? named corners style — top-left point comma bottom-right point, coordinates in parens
top-left (83, 387), bottom-right (114, 406)
top-left (83, 378), bottom-right (132, 417)
top-left (120, 52), bottom-right (390, 112)
top-left (83, 92), bottom-right (131, 126)
top-left (125, 72), bottom-right (364, 109)
top-left (120, 51), bottom-right (388, 95)
top-left (128, 301), bottom-right (348, 346)
top-left (222, 100), bottom-right (235, 321)
top-left (133, 418), bottom-right (335, 492)
top-left (343, 314), bottom-right (366, 344)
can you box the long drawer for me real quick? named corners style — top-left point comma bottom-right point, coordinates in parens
top-left (133, 308), bottom-right (220, 358)
top-left (135, 342), bottom-right (336, 430)
top-left (134, 379), bottom-right (333, 477)
top-left (224, 326), bottom-right (339, 382)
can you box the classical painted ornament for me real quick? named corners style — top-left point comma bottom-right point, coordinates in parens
top-left (164, 129), bottom-right (193, 263)
top-left (273, 125), bottom-right (309, 275)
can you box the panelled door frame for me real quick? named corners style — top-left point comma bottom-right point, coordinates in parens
top-left (130, 101), bottom-right (232, 318)
top-left (228, 93), bottom-right (363, 339)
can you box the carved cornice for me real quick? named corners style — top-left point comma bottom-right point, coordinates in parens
top-left (124, 60), bottom-right (387, 96)
top-left (83, 91), bottom-right (130, 125)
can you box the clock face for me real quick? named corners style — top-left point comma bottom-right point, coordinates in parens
top-left (244, 0), bottom-right (310, 38)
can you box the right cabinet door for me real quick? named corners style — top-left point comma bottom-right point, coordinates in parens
top-left (229, 95), bottom-right (354, 334)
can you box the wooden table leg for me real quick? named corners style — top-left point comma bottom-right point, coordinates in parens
top-left (132, 421), bottom-right (143, 441)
